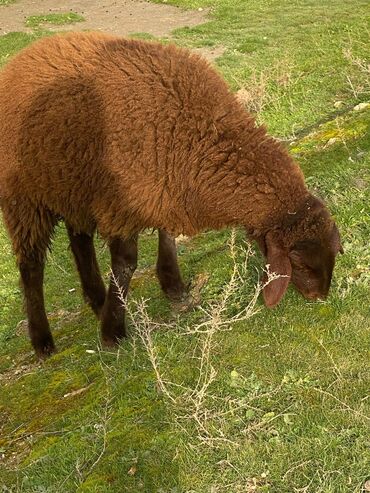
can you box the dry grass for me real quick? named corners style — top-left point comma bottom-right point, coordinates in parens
top-left (235, 57), bottom-right (298, 121)
top-left (343, 37), bottom-right (370, 98)
top-left (113, 231), bottom-right (283, 455)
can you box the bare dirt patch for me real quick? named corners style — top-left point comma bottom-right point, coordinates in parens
top-left (0, 360), bottom-right (41, 386)
top-left (193, 45), bottom-right (225, 62)
top-left (0, 0), bottom-right (208, 37)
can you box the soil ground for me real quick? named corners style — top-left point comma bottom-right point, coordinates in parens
top-left (0, 0), bottom-right (208, 37)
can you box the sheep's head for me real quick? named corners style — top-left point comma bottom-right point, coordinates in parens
top-left (253, 196), bottom-right (343, 307)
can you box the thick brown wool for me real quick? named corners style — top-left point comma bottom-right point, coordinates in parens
top-left (1, 33), bottom-right (343, 357)
top-left (0, 32), bottom-right (309, 261)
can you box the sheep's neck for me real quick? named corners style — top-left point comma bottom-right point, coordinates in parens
top-left (184, 133), bottom-right (309, 236)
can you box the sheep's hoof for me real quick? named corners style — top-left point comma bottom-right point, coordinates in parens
top-left (164, 288), bottom-right (186, 302)
top-left (161, 281), bottom-right (189, 302)
top-left (102, 334), bottom-right (125, 348)
top-left (33, 337), bottom-right (56, 359)
top-left (101, 323), bottom-right (126, 347)
top-left (102, 338), bottom-right (118, 348)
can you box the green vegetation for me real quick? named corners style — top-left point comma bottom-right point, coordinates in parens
top-left (129, 32), bottom-right (157, 41)
top-left (0, 1), bottom-right (369, 492)
top-left (159, 0), bottom-right (370, 137)
top-left (0, 32), bottom-right (43, 68)
top-left (25, 12), bottom-right (86, 30)
top-left (0, 0), bottom-right (16, 5)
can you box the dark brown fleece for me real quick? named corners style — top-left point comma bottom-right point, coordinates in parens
top-left (0, 32), bottom-right (305, 250)
top-left (0, 32), bottom-right (340, 308)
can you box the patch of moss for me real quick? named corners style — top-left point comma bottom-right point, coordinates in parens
top-left (129, 32), bottom-right (156, 41)
top-left (25, 12), bottom-right (86, 30)
top-left (291, 107), bottom-right (370, 156)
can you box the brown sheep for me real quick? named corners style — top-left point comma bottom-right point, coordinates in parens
top-left (0, 32), bottom-right (342, 358)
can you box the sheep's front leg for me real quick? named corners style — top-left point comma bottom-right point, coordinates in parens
top-left (100, 235), bottom-right (138, 346)
top-left (19, 257), bottom-right (55, 358)
top-left (156, 229), bottom-right (186, 301)
top-left (67, 226), bottom-right (106, 318)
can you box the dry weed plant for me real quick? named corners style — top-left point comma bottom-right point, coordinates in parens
top-left (235, 57), bottom-right (298, 122)
top-left (343, 40), bottom-right (370, 98)
top-left (113, 231), bottom-right (283, 452)
top-left (236, 72), bottom-right (269, 116)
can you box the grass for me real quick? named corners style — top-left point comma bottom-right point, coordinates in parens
top-left (0, 1), bottom-right (370, 492)
top-left (25, 13), bottom-right (86, 30)
top-left (0, 32), bottom-right (46, 76)
top-left (159, 0), bottom-right (370, 138)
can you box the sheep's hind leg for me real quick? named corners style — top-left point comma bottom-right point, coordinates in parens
top-left (100, 235), bottom-right (138, 346)
top-left (19, 255), bottom-right (55, 358)
top-left (67, 226), bottom-right (106, 318)
top-left (2, 202), bottom-right (57, 358)
top-left (156, 229), bottom-right (186, 301)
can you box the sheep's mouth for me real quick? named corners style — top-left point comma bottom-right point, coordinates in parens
top-left (294, 284), bottom-right (329, 302)
top-left (304, 292), bottom-right (327, 301)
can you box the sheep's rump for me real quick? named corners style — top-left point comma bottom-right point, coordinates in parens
top-left (0, 32), bottom-right (240, 237)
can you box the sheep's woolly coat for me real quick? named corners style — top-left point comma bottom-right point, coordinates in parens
top-left (0, 32), bottom-right (308, 260)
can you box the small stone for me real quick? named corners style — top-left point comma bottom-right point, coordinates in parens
top-left (334, 100), bottom-right (344, 108)
top-left (176, 234), bottom-right (189, 244)
top-left (354, 102), bottom-right (369, 111)
top-left (198, 7), bottom-right (203, 11)
top-left (326, 137), bottom-right (337, 146)
top-left (63, 386), bottom-right (89, 398)
top-left (16, 319), bottom-right (28, 336)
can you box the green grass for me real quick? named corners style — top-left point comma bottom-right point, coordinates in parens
top-left (0, 32), bottom-right (44, 68)
top-left (1, 2), bottom-right (370, 492)
top-left (25, 12), bottom-right (86, 30)
top-left (159, 0), bottom-right (370, 137)
top-left (0, 0), bottom-right (16, 5)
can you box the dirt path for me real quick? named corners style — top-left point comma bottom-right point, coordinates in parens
top-left (0, 0), bottom-right (208, 37)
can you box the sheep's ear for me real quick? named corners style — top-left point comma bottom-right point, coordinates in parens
top-left (254, 235), bottom-right (267, 256)
top-left (263, 232), bottom-right (292, 308)
top-left (331, 223), bottom-right (344, 254)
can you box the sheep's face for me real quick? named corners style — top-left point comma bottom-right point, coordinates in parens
top-left (289, 233), bottom-right (340, 300)
top-left (288, 205), bottom-right (343, 301)
top-left (256, 199), bottom-right (342, 308)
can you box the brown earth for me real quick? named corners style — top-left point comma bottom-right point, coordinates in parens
top-left (0, 0), bottom-right (208, 37)
top-left (0, 0), bottom-right (226, 60)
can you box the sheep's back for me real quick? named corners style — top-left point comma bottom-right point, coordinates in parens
top-left (0, 33), bottom-right (241, 235)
